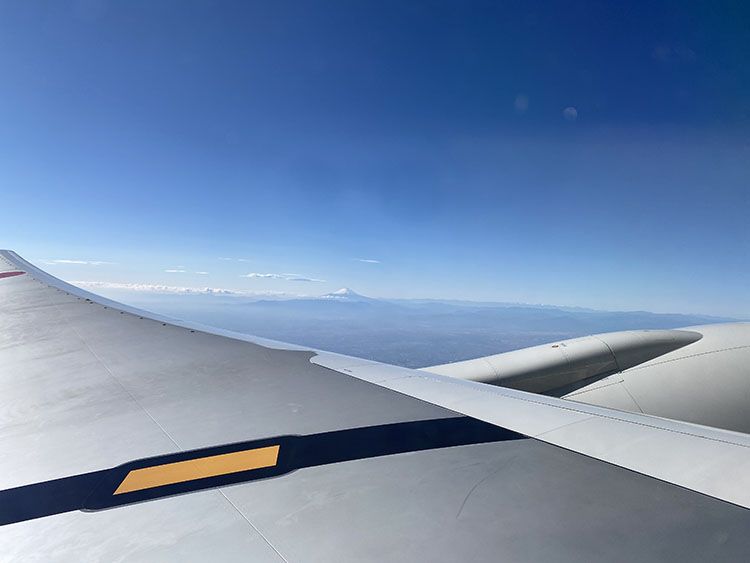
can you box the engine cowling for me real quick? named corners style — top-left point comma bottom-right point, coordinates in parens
top-left (422, 329), bottom-right (702, 395)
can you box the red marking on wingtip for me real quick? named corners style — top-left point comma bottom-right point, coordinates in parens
top-left (0, 271), bottom-right (25, 279)
top-left (551, 344), bottom-right (559, 348)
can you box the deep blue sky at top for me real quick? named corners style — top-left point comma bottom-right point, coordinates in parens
top-left (1, 1), bottom-right (749, 315)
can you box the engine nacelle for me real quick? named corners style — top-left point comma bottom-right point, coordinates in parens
top-left (565, 323), bottom-right (750, 434)
top-left (422, 329), bottom-right (702, 395)
top-left (425, 323), bottom-right (750, 434)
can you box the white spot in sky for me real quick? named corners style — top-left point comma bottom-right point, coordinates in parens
top-left (563, 106), bottom-right (578, 121)
top-left (514, 93), bottom-right (529, 114)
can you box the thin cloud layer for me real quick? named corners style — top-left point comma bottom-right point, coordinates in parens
top-left (286, 276), bottom-right (326, 283)
top-left (241, 273), bottom-right (285, 279)
top-left (354, 258), bottom-right (380, 264)
top-left (70, 280), bottom-right (300, 296)
top-left (241, 272), bottom-right (325, 282)
top-left (50, 259), bottom-right (115, 266)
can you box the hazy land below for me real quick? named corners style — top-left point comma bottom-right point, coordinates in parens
top-left (84, 287), bottom-right (740, 369)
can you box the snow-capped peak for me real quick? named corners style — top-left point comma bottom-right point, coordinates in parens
top-left (331, 288), bottom-right (358, 296)
top-left (319, 288), bottom-right (370, 301)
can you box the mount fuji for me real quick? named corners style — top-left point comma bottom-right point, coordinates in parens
top-left (318, 288), bottom-right (376, 302)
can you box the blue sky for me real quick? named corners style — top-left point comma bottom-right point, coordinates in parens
top-left (1, 1), bottom-right (749, 316)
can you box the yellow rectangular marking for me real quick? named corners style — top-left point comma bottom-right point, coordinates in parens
top-left (114, 445), bottom-right (280, 495)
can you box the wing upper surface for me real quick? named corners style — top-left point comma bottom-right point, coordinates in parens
top-left (1, 250), bottom-right (749, 562)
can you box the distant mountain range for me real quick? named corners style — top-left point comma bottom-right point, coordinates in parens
top-left (97, 285), bottom-right (743, 369)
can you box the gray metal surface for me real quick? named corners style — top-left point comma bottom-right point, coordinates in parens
top-left (1, 250), bottom-right (750, 561)
top-left (566, 323), bottom-right (750, 433)
top-left (312, 346), bottom-right (750, 510)
top-left (422, 329), bottom-right (702, 393)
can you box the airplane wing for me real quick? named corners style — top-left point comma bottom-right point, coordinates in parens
top-left (1, 249), bottom-right (749, 562)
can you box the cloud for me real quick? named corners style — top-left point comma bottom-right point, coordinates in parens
top-left (164, 269), bottom-right (186, 273)
top-left (69, 280), bottom-right (300, 297)
top-left (285, 276), bottom-right (326, 283)
top-left (218, 257), bottom-right (250, 262)
top-left (241, 272), bottom-right (285, 279)
top-left (195, 271), bottom-right (209, 275)
top-left (354, 258), bottom-right (380, 264)
top-left (241, 272), bottom-right (326, 282)
top-left (50, 259), bottom-right (115, 266)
